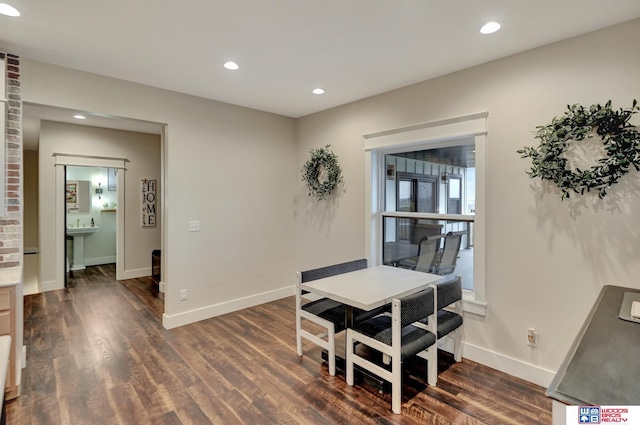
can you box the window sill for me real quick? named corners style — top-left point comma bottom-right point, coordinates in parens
top-left (462, 294), bottom-right (487, 316)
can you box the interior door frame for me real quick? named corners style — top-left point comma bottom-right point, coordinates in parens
top-left (54, 154), bottom-right (127, 289)
top-left (63, 165), bottom-right (67, 288)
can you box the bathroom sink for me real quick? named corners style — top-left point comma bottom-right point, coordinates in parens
top-left (67, 226), bottom-right (99, 271)
top-left (67, 226), bottom-right (99, 237)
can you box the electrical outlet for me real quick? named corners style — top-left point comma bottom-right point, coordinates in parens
top-left (189, 221), bottom-right (200, 232)
top-left (180, 289), bottom-right (188, 301)
top-left (527, 327), bottom-right (538, 347)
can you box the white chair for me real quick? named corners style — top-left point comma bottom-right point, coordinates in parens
top-left (296, 259), bottom-right (387, 376)
top-left (345, 286), bottom-right (438, 414)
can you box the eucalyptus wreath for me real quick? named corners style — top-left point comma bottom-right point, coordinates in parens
top-left (301, 145), bottom-right (343, 200)
top-left (517, 100), bottom-right (640, 199)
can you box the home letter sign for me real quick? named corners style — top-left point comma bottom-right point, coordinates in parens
top-left (141, 179), bottom-right (157, 227)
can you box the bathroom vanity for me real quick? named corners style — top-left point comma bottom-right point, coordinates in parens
top-left (67, 226), bottom-right (99, 271)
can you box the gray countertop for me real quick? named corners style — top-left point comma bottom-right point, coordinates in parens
top-left (546, 285), bottom-right (640, 405)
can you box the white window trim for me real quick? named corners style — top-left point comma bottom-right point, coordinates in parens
top-left (363, 112), bottom-right (488, 316)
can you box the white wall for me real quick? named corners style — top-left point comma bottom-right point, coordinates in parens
top-left (295, 19), bottom-right (640, 384)
top-left (20, 64), bottom-right (297, 327)
top-left (39, 122), bottom-right (161, 281)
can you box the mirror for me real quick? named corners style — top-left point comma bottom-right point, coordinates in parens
top-left (66, 180), bottom-right (91, 213)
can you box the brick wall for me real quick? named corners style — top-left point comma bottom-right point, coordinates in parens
top-left (1, 52), bottom-right (21, 268)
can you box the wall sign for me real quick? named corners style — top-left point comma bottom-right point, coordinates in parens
top-left (141, 179), bottom-right (157, 227)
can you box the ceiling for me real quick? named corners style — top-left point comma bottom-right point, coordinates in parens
top-left (22, 103), bottom-right (163, 150)
top-left (394, 145), bottom-right (476, 169)
top-left (5, 1), bottom-right (640, 149)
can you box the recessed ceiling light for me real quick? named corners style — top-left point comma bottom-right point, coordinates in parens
top-left (480, 21), bottom-right (501, 35)
top-left (312, 88), bottom-right (325, 95)
top-left (74, 115), bottom-right (86, 120)
top-left (0, 3), bottom-right (20, 17)
top-left (0, 3), bottom-right (20, 18)
top-left (224, 61), bottom-right (239, 70)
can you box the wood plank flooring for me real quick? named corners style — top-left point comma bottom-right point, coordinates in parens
top-left (7, 264), bottom-right (552, 424)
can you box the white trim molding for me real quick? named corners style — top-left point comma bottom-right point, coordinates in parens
top-left (52, 153), bottom-right (128, 168)
top-left (52, 154), bottom-right (129, 290)
top-left (363, 112), bottom-right (488, 314)
top-left (119, 267), bottom-right (152, 281)
top-left (162, 285), bottom-right (295, 329)
top-left (462, 341), bottom-right (556, 388)
top-left (364, 112), bottom-right (488, 151)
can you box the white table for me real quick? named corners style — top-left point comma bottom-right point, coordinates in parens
top-left (301, 265), bottom-right (444, 383)
top-left (301, 265), bottom-right (445, 326)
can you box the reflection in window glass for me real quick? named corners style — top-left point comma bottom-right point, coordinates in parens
top-left (449, 178), bottom-right (460, 198)
top-left (466, 168), bottom-right (475, 214)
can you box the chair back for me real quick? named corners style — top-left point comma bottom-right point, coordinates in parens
top-left (437, 275), bottom-right (462, 310)
top-left (434, 231), bottom-right (464, 275)
top-left (399, 286), bottom-right (436, 328)
top-left (414, 235), bottom-right (442, 273)
top-left (300, 259), bottom-right (367, 283)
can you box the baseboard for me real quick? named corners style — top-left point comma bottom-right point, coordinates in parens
top-left (84, 256), bottom-right (116, 266)
top-left (163, 285), bottom-right (296, 329)
top-left (41, 279), bottom-right (63, 292)
top-left (461, 341), bottom-right (555, 388)
top-left (159, 281), bottom-right (165, 293)
top-left (40, 266), bottom-right (151, 291)
top-left (120, 267), bottom-right (151, 280)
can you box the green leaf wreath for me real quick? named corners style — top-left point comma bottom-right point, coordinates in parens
top-left (301, 145), bottom-right (343, 201)
top-left (517, 100), bottom-right (640, 199)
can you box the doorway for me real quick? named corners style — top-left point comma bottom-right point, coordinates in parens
top-left (65, 166), bottom-right (118, 286)
top-left (24, 103), bottom-right (165, 297)
top-left (54, 154), bottom-right (126, 288)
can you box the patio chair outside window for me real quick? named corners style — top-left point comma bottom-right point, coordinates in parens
top-left (433, 231), bottom-right (464, 275)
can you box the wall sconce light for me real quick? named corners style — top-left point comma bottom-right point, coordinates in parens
top-left (95, 182), bottom-right (103, 199)
top-left (441, 170), bottom-right (448, 185)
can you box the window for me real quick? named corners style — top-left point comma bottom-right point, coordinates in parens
top-left (385, 152), bottom-right (473, 291)
top-left (363, 113), bottom-right (487, 316)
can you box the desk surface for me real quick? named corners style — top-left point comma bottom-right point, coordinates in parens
top-left (301, 265), bottom-right (444, 311)
top-left (546, 285), bottom-right (640, 405)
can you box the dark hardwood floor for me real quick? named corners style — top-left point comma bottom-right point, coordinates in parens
top-left (7, 264), bottom-right (552, 424)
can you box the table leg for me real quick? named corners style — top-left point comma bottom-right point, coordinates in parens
top-left (345, 305), bottom-right (353, 329)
